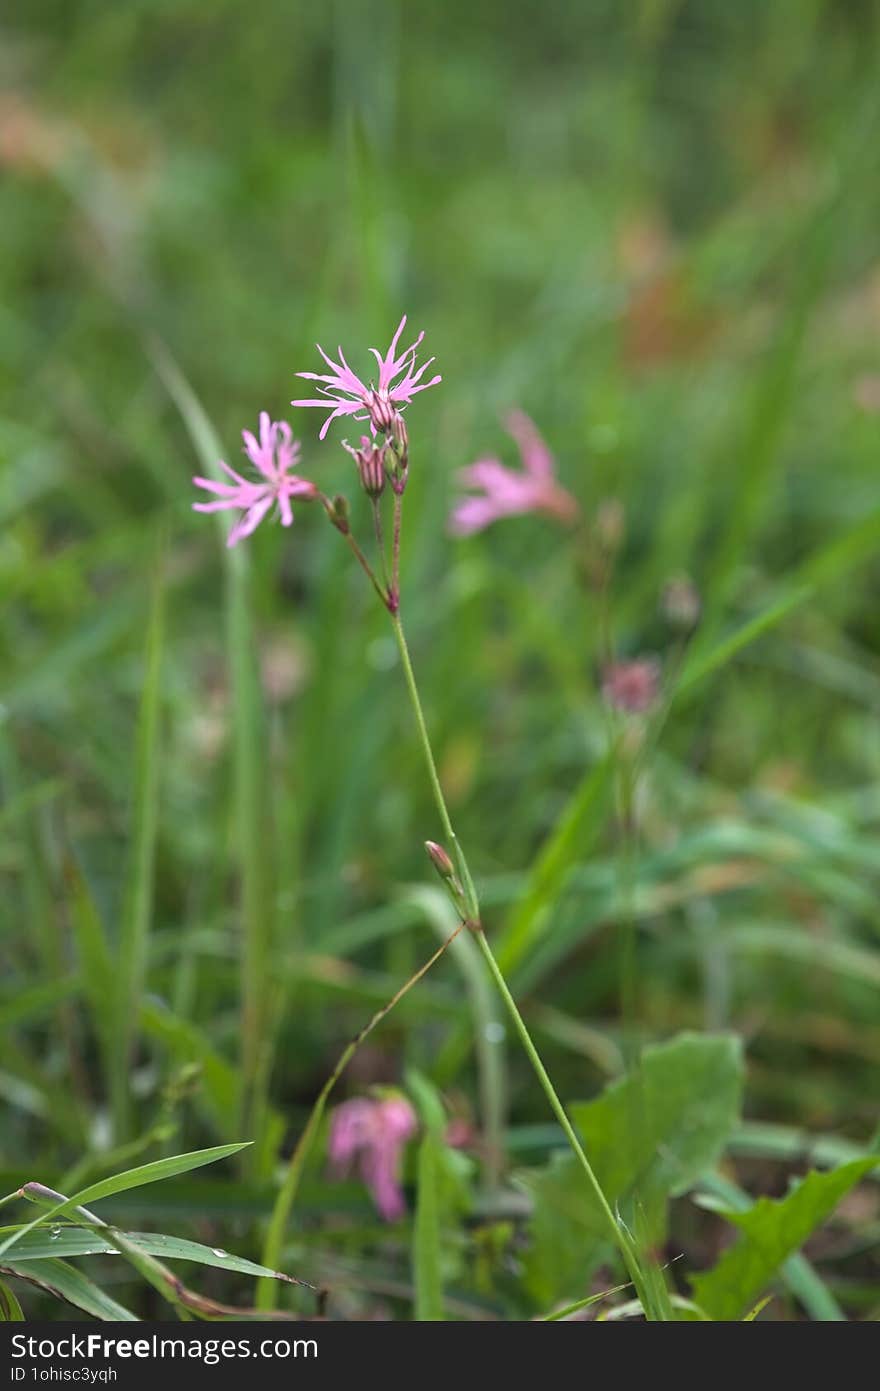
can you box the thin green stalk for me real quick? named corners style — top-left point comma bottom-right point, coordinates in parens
top-left (474, 928), bottom-right (647, 1300)
top-left (391, 492), bottom-right (403, 611)
top-left (390, 608), bottom-right (659, 1313)
top-left (371, 498), bottom-right (391, 594)
top-left (390, 615), bottom-right (479, 919)
top-left (257, 920), bottom-right (465, 1311)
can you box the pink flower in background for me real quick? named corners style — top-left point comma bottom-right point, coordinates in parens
top-left (328, 1094), bottom-right (417, 1222)
top-left (601, 657), bottom-right (661, 714)
top-left (192, 413), bottom-right (317, 547)
top-left (293, 315), bottom-right (441, 439)
top-left (450, 410), bottom-right (580, 536)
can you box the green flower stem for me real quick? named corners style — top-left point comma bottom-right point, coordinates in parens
top-left (390, 608), bottom-right (649, 1304)
top-left (390, 615), bottom-right (479, 919)
top-left (473, 928), bottom-right (642, 1283)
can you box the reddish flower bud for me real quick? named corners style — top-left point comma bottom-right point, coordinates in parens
top-left (343, 436), bottom-right (387, 499)
top-left (385, 412), bottom-right (409, 495)
top-left (425, 840), bottom-right (455, 879)
top-left (425, 840), bottom-right (468, 917)
top-left (365, 388), bottom-right (397, 434)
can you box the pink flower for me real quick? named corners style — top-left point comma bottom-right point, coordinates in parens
top-left (450, 411), bottom-right (579, 536)
top-left (293, 315), bottom-right (441, 440)
top-left (192, 413), bottom-right (317, 547)
top-left (327, 1094), bottom-right (417, 1222)
top-left (601, 658), bottom-right (660, 714)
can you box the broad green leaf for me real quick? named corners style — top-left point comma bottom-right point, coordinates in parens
top-left (3, 1259), bottom-right (138, 1321)
top-left (695, 1169), bottom-right (845, 1321)
top-left (413, 1133), bottom-right (444, 1321)
top-left (521, 1034), bottom-right (743, 1302)
top-left (0, 1144), bottom-right (251, 1260)
top-left (692, 1158), bottom-right (877, 1320)
top-left (572, 1033), bottom-right (744, 1205)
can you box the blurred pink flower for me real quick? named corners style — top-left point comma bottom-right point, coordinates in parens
top-left (293, 315), bottom-right (441, 440)
top-left (450, 411), bottom-right (579, 536)
top-left (192, 413), bottom-right (317, 547)
top-left (601, 658), bottom-right (660, 714)
top-left (328, 1094), bottom-right (417, 1222)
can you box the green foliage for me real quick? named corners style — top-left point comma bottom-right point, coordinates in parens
top-left (0, 1280), bottom-right (25, 1321)
top-left (521, 1034), bottom-right (744, 1303)
top-left (413, 1134), bottom-right (445, 1320)
top-left (2, 1262), bottom-right (138, 1322)
top-left (3, 0), bottom-right (880, 1320)
top-left (0, 1145), bottom-right (251, 1261)
top-left (692, 1159), bottom-right (878, 1321)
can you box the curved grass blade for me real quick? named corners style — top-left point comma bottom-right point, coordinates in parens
top-left (4, 1226), bottom-right (312, 1285)
top-left (0, 1279), bottom-right (24, 1320)
top-left (0, 1144), bottom-right (251, 1261)
top-left (2, 1259), bottom-right (137, 1321)
top-left (111, 536), bottom-right (165, 1141)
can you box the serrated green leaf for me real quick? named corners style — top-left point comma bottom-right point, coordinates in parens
top-left (692, 1157), bottom-right (877, 1320)
top-left (521, 1034), bottom-right (744, 1303)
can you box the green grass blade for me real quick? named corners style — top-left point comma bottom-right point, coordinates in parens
top-left (2, 1260), bottom-right (138, 1321)
top-left (412, 1132), bottom-right (444, 1321)
top-left (110, 538), bottom-right (165, 1141)
top-left (147, 336), bottom-right (278, 1169)
top-left (0, 1144), bottom-right (251, 1260)
top-left (495, 753), bottom-right (614, 974)
top-left (63, 853), bottom-right (115, 1105)
top-left (0, 1279), bottom-right (24, 1320)
top-left (5, 1227), bottom-right (309, 1285)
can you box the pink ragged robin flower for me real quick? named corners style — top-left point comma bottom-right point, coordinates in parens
top-left (327, 1093), bottom-right (417, 1222)
top-left (293, 315), bottom-right (441, 440)
top-left (192, 413), bottom-right (317, 547)
top-left (449, 410), bottom-right (580, 537)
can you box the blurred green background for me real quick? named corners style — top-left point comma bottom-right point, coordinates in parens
top-left (2, 0), bottom-right (880, 1319)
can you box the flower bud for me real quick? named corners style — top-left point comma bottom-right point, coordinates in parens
top-left (424, 839), bottom-right (469, 919)
top-left (344, 437), bottom-right (386, 499)
top-left (328, 493), bottom-right (350, 533)
top-left (390, 411), bottom-right (408, 459)
top-left (365, 388), bottom-right (396, 434)
top-left (425, 840), bottom-right (456, 879)
top-left (385, 412), bottom-right (409, 495)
